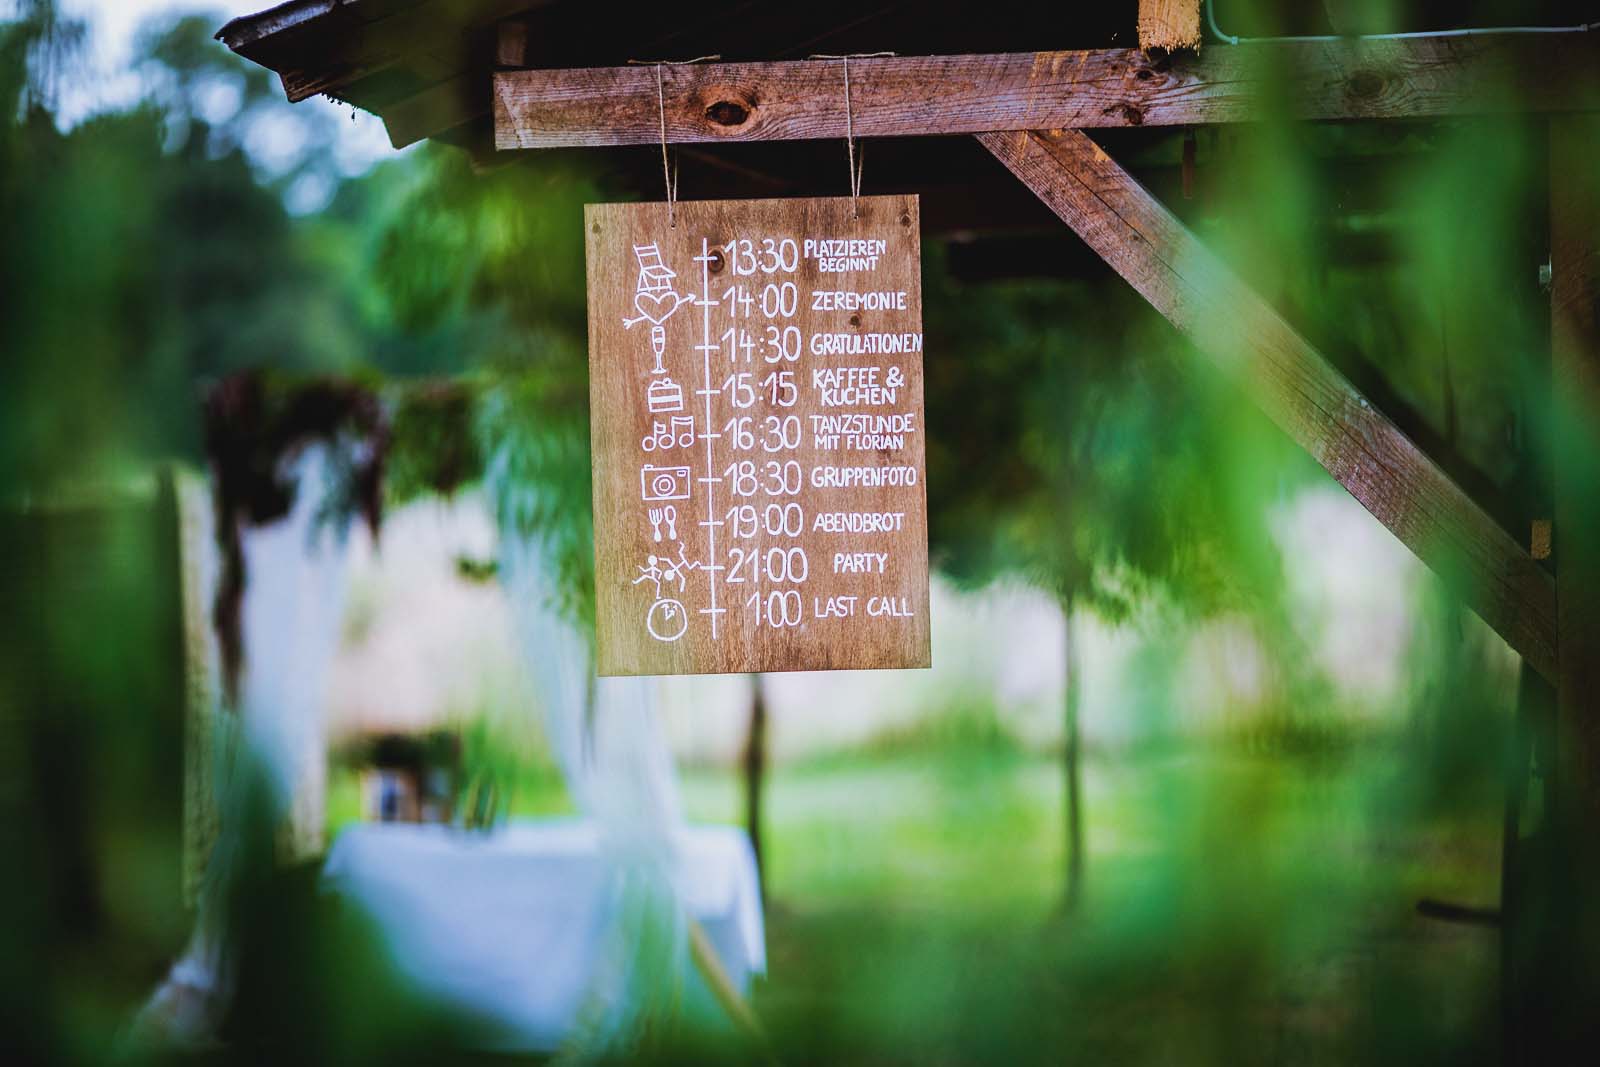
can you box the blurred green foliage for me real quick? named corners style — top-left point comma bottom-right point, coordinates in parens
top-left (1, 0), bottom-right (1579, 1063)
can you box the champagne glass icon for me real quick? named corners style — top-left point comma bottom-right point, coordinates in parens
top-left (649, 321), bottom-right (667, 375)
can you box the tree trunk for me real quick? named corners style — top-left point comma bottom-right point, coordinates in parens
top-left (1062, 596), bottom-right (1084, 911)
top-left (742, 673), bottom-right (768, 900)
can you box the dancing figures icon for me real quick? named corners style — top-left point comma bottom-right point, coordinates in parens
top-left (632, 542), bottom-right (700, 643)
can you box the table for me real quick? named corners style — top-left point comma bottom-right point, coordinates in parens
top-left (321, 819), bottom-right (765, 1050)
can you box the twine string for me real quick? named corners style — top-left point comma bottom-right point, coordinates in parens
top-left (844, 57), bottom-right (861, 217)
top-left (628, 56), bottom-right (721, 226)
top-left (810, 53), bottom-right (895, 218)
top-left (635, 53), bottom-right (890, 221)
top-left (655, 63), bottom-right (676, 226)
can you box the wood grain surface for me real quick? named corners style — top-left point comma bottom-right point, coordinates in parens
top-left (497, 36), bottom-right (1600, 150)
top-left (586, 195), bottom-right (930, 676)
top-left (979, 127), bottom-right (1558, 681)
top-left (1137, 0), bottom-right (1201, 54)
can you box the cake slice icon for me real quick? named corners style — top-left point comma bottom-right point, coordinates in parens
top-left (647, 376), bottom-right (684, 413)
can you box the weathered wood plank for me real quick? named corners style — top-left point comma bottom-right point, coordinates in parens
top-left (978, 127), bottom-right (1558, 680)
top-left (1137, 0), bottom-right (1201, 54)
top-left (494, 16), bottom-right (527, 69)
top-left (495, 35), bottom-right (1600, 150)
top-left (586, 195), bottom-right (931, 676)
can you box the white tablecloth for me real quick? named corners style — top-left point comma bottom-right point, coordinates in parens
top-left (321, 819), bottom-right (765, 1050)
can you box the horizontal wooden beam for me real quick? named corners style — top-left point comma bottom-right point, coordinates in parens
top-left (979, 127), bottom-right (1558, 680)
top-left (494, 34), bottom-right (1600, 151)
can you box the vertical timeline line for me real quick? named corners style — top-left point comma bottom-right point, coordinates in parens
top-left (699, 236), bottom-right (719, 640)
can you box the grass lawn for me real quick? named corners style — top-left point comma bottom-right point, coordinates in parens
top-left (688, 740), bottom-right (1504, 1065)
top-left (327, 733), bottom-right (1506, 1063)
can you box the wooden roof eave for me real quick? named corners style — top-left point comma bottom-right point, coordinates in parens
top-left (216, 0), bottom-right (354, 52)
top-left (216, 0), bottom-right (530, 150)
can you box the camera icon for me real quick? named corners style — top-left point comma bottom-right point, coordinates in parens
top-left (640, 464), bottom-right (692, 502)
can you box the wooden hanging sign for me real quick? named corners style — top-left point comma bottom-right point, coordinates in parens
top-left (585, 194), bottom-right (931, 675)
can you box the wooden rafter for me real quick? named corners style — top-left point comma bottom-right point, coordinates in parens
top-left (385, 72), bottom-right (483, 148)
top-left (493, 34), bottom-right (1600, 150)
top-left (978, 127), bottom-right (1558, 681)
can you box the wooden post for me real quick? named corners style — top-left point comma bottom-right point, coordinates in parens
top-left (174, 467), bottom-right (223, 909)
top-left (688, 919), bottom-right (769, 1047)
top-left (1545, 112), bottom-right (1600, 1050)
top-left (1549, 114), bottom-right (1600, 860)
top-left (1137, 0), bottom-right (1201, 54)
top-left (1500, 661), bottom-right (1557, 1055)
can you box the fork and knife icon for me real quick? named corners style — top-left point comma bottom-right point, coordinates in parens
top-left (648, 505), bottom-right (679, 543)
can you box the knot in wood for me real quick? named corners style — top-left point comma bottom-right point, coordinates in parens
top-left (1347, 70), bottom-right (1384, 100)
top-left (1104, 102), bottom-right (1145, 126)
top-left (705, 98), bottom-right (751, 127)
top-left (1139, 48), bottom-right (1174, 74)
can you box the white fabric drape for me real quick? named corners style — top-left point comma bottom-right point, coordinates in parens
top-left (143, 442), bottom-right (713, 1056)
top-left (135, 444), bottom-right (357, 1043)
top-left (496, 526), bottom-right (693, 1055)
top-left (236, 444), bottom-right (357, 853)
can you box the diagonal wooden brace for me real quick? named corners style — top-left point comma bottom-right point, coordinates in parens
top-left (979, 127), bottom-right (1557, 681)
